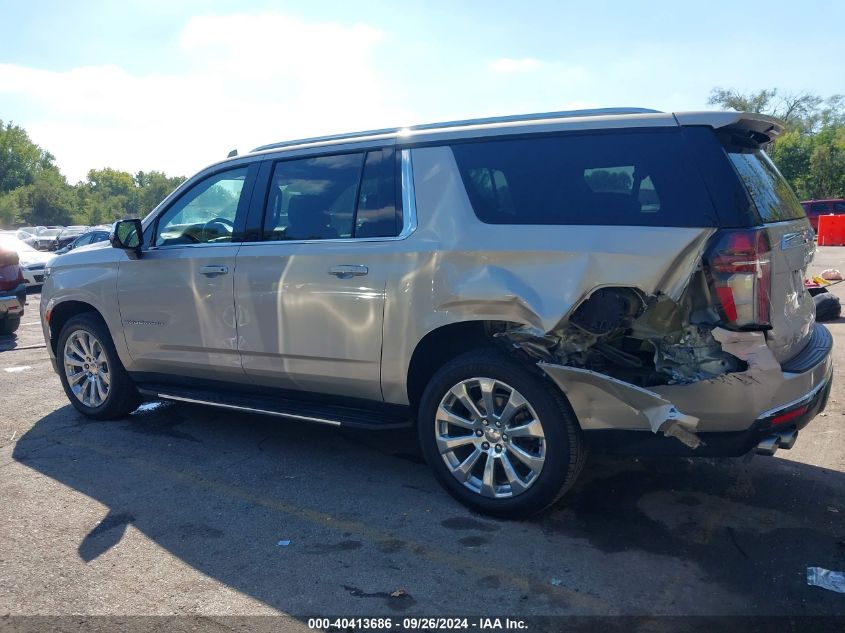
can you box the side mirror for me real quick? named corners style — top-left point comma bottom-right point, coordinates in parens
top-left (110, 219), bottom-right (143, 253)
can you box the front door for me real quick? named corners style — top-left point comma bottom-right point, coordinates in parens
top-left (118, 164), bottom-right (256, 380)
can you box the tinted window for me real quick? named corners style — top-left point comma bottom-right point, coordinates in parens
top-left (92, 231), bottom-right (109, 244)
top-left (810, 203), bottom-right (829, 215)
top-left (727, 150), bottom-right (805, 223)
top-left (355, 148), bottom-right (399, 238)
top-left (264, 154), bottom-right (363, 240)
top-left (450, 131), bottom-right (717, 227)
top-left (155, 168), bottom-right (248, 246)
top-left (834, 202), bottom-right (845, 213)
top-left (73, 234), bottom-right (93, 247)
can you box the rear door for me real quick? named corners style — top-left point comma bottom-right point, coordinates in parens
top-left (726, 149), bottom-right (816, 363)
top-left (234, 148), bottom-right (402, 400)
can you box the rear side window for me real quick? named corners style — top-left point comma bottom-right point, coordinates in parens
top-left (450, 130), bottom-right (718, 227)
top-left (727, 150), bottom-right (806, 223)
top-left (835, 202), bottom-right (845, 213)
top-left (810, 203), bottom-right (829, 216)
top-left (263, 149), bottom-right (399, 241)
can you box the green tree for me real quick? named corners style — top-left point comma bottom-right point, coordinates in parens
top-left (135, 170), bottom-right (185, 215)
top-left (15, 169), bottom-right (78, 226)
top-left (0, 120), bottom-right (58, 193)
top-left (708, 88), bottom-right (845, 200)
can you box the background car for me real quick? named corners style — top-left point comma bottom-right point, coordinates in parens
top-left (55, 226), bottom-right (90, 251)
top-left (54, 226), bottom-right (111, 254)
top-left (0, 245), bottom-right (26, 334)
top-left (801, 198), bottom-right (845, 232)
top-left (26, 227), bottom-right (63, 251)
top-left (0, 235), bottom-right (53, 287)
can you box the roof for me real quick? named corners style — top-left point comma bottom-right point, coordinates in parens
top-left (246, 108), bottom-right (785, 159)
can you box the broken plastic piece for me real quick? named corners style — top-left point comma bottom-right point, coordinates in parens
top-left (277, 539), bottom-right (291, 547)
top-left (711, 328), bottom-right (780, 372)
top-left (807, 567), bottom-right (845, 593)
top-left (539, 363), bottom-right (702, 447)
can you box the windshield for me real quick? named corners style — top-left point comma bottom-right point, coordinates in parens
top-left (0, 235), bottom-right (37, 253)
top-left (40, 229), bottom-right (62, 237)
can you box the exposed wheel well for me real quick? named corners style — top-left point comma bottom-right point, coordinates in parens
top-left (406, 321), bottom-right (501, 411)
top-left (48, 301), bottom-right (102, 354)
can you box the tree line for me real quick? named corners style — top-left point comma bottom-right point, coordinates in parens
top-left (0, 120), bottom-right (184, 228)
top-left (708, 88), bottom-right (844, 200)
top-left (1, 88), bottom-right (843, 229)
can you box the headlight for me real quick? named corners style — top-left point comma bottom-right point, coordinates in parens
top-left (43, 266), bottom-right (52, 279)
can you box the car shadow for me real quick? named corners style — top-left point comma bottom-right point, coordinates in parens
top-left (11, 402), bottom-right (845, 617)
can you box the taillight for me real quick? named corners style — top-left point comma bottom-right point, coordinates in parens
top-left (704, 228), bottom-right (771, 330)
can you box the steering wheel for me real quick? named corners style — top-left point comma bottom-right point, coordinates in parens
top-left (201, 217), bottom-right (235, 242)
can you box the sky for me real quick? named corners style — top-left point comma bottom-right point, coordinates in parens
top-left (0, 0), bottom-right (843, 183)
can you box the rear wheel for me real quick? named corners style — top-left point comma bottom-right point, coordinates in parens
top-left (57, 313), bottom-right (139, 419)
top-left (418, 350), bottom-right (586, 518)
top-left (0, 316), bottom-right (21, 335)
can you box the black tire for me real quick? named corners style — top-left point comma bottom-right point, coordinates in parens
top-left (57, 312), bottom-right (140, 420)
top-left (814, 292), bottom-right (841, 322)
top-left (0, 316), bottom-right (21, 335)
top-left (417, 349), bottom-right (586, 518)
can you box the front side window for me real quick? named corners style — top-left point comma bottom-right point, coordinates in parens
top-left (155, 167), bottom-right (248, 246)
top-left (450, 130), bottom-right (716, 227)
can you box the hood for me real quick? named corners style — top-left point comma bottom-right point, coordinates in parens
top-left (18, 250), bottom-right (53, 267)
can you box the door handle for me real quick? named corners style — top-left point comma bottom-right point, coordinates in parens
top-left (199, 265), bottom-right (229, 276)
top-left (329, 264), bottom-right (368, 279)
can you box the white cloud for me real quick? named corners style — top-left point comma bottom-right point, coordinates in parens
top-left (0, 13), bottom-right (414, 183)
top-left (490, 57), bottom-right (543, 73)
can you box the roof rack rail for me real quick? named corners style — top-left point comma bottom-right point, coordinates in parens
top-left (251, 107), bottom-right (661, 153)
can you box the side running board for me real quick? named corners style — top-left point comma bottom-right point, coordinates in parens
top-left (135, 384), bottom-right (413, 430)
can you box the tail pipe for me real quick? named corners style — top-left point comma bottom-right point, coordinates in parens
top-left (755, 430), bottom-right (798, 456)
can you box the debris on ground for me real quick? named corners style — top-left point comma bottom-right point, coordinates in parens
top-left (276, 539), bottom-right (291, 547)
top-left (4, 366), bottom-right (31, 373)
top-left (550, 578), bottom-right (564, 587)
top-left (389, 588), bottom-right (408, 598)
top-left (821, 269), bottom-right (844, 281)
top-left (814, 293), bottom-right (842, 321)
top-left (807, 567), bottom-right (845, 593)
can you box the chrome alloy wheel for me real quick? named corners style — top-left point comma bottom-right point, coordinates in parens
top-left (64, 329), bottom-right (110, 408)
top-left (435, 377), bottom-right (546, 498)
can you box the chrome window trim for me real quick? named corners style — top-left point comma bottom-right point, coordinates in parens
top-left (239, 148), bottom-right (419, 247)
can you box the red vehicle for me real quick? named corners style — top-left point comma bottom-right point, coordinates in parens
top-left (801, 198), bottom-right (845, 232)
top-left (0, 246), bottom-right (26, 335)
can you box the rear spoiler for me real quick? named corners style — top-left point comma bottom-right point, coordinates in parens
top-left (673, 111), bottom-right (785, 145)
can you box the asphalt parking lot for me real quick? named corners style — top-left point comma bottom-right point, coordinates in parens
top-left (1, 251), bottom-right (844, 623)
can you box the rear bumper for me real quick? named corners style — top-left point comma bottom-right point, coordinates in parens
top-left (585, 364), bottom-right (832, 456)
top-left (585, 322), bottom-right (834, 456)
top-left (0, 284), bottom-right (27, 321)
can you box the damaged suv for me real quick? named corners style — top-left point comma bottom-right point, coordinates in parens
top-left (40, 108), bottom-right (832, 517)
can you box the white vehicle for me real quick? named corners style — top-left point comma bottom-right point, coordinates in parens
top-left (0, 235), bottom-right (53, 287)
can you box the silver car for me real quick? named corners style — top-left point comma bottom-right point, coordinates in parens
top-left (39, 108), bottom-right (832, 517)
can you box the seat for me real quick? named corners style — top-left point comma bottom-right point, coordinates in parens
top-left (285, 196), bottom-right (339, 240)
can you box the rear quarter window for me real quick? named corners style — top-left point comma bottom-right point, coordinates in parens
top-left (449, 130), bottom-right (718, 227)
top-left (727, 150), bottom-right (806, 223)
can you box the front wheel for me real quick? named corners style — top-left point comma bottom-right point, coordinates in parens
top-left (57, 313), bottom-right (139, 419)
top-left (417, 350), bottom-right (586, 518)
